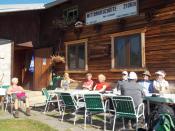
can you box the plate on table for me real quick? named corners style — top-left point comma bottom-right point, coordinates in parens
top-left (105, 91), bottom-right (113, 94)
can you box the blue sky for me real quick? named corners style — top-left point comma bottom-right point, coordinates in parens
top-left (0, 0), bottom-right (55, 5)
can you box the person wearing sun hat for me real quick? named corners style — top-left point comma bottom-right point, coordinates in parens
top-left (138, 70), bottom-right (153, 94)
top-left (153, 70), bottom-right (169, 94)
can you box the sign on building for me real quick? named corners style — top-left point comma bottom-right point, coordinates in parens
top-left (86, 0), bottom-right (138, 25)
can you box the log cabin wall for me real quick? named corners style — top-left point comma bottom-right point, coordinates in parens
top-left (39, 0), bottom-right (175, 86)
top-left (0, 11), bottom-right (40, 47)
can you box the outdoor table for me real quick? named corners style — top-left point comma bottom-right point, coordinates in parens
top-left (53, 89), bottom-right (100, 98)
top-left (52, 89), bottom-right (118, 98)
top-left (144, 94), bottom-right (175, 115)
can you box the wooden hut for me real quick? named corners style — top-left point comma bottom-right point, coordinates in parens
top-left (0, 0), bottom-right (175, 91)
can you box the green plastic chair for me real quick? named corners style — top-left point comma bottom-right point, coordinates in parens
top-left (112, 96), bottom-right (145, 131)
top-left (42, 88), bottom-right (60, 114)
top-left (1, 85), bottom-right (10, 89)
top-left (58, 92), bottom-right (84, 125)
top-left (84, 94), bottom-right (106, 130)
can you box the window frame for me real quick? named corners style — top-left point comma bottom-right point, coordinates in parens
top-left (65, 39), bottom-right (88, 73)
top-left (111, 28), bottom-right (146, 72)
top-left (63, 5), bottom-right (79, 25)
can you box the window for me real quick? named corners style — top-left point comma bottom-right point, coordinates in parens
top-left (65, 39), bottom-right (88, 72)
top-left (63, 6), bottom-right (78, 25)
top-left (111, 29), bottom-right (146, 70)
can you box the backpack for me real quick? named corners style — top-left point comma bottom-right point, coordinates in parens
top-left (153, 113), bottom-right (175, 131)
top-left (148, 105), bottom-right (175, 131)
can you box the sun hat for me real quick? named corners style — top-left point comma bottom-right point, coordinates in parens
top-left (128, 72), bottom-right (138, 80)
top-left (155, 70), bottom-right (166, 77)
top-left (143, 70), bottom-right (151, 77)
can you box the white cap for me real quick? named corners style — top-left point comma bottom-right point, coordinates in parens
top-left (155, 70), bottom-right (166, 77)
top-left (122, 71), bottom-right (128, 75)
top-left (128, 72), bottom-right (138, 80)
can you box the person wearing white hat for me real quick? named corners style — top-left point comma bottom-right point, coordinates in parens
top-left (116, 71), bottom-right (128, 91)
top-left (153, 70), bottom-right (169, 94)
top-left (120, 72), bottom-right (144, 108)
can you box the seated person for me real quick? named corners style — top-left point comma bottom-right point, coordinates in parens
top-left (93, 74), bottom-right (111, 93)
top-left (7, 78), bottom-right (30, 118)
top-left (153, 70), bottom-right (169, 94)
top-left (116, 71), bottom-right (128, 91)
top-left (82, 73), bottom-right (94, 90)
top-left (120, 72), bottom-right (144, 108)
top-left (60, 73), bottom-right (75, 90)
top-left (138, 70), bottom-right (153, 94)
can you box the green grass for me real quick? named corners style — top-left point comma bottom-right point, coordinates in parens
top-left (0, 119), bottom-right (57, 131)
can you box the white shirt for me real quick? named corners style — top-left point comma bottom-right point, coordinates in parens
top-left (153, 79), bottom-right (169, 93)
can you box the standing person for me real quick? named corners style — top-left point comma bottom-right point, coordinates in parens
top-left (60, 73), bottom-right (75, 90)
top-left (82, 73), bottom-right (94, 90)
top-left (120, 72), bottom-right (144, 108)
top-left (93, 74), bottom-right (111, 93)
top-left (116, 71), bottom-right (128, 91)
top-left (138, 70), bottom-right (153, 94)
top-left (153, 70), bottom-right (169, 94)
top-left (7, 78), bottom-right (30, 118)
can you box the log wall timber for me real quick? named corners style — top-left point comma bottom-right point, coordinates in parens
top-left (40, 0), bottom-right (175, 86)
top-left (0, 11), bottom-right (40, 47)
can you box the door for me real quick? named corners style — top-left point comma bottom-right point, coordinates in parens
top-left (13, 47), bottom-right (33, 90)
top-left (0, 39), bottom-right (14, 86)
top-left (34, 48), bottom-right (52, 91)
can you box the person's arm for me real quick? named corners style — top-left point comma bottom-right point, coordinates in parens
top-left (7, 87), bottom-right (12, 95)
top-left (19, 86), bottom-right (25, 92)
top-left (70, 78), bottom-right (75, 83)
top-left (88, 81), bottom-right (94, 90)
top-left (83, 81), bottom-right (93, 90)
top-left (82, 82), bottom-right (88, 89)
top-left (140, 87), bottom-right (145, 97)
top-left (165, 81), bottom-right (169, 89)
top-left (93, 85), bottom-right (97, 91)
top-left (60, 80), bottom-right (63, 88)
top-left (98, 85), bottom-right (107, 93)
top-left (120, 86), bottom-right (125, 95)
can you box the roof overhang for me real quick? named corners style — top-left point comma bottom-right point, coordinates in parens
top-left (0, 0), bottom-right (68, 13)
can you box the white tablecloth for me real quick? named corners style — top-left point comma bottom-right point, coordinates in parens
top-left (0, 88), bottom-right (6, 96)
top-left (53, 89), bottom-right (100, 96)
top-left (50, 89), bottom-right (119, 98)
